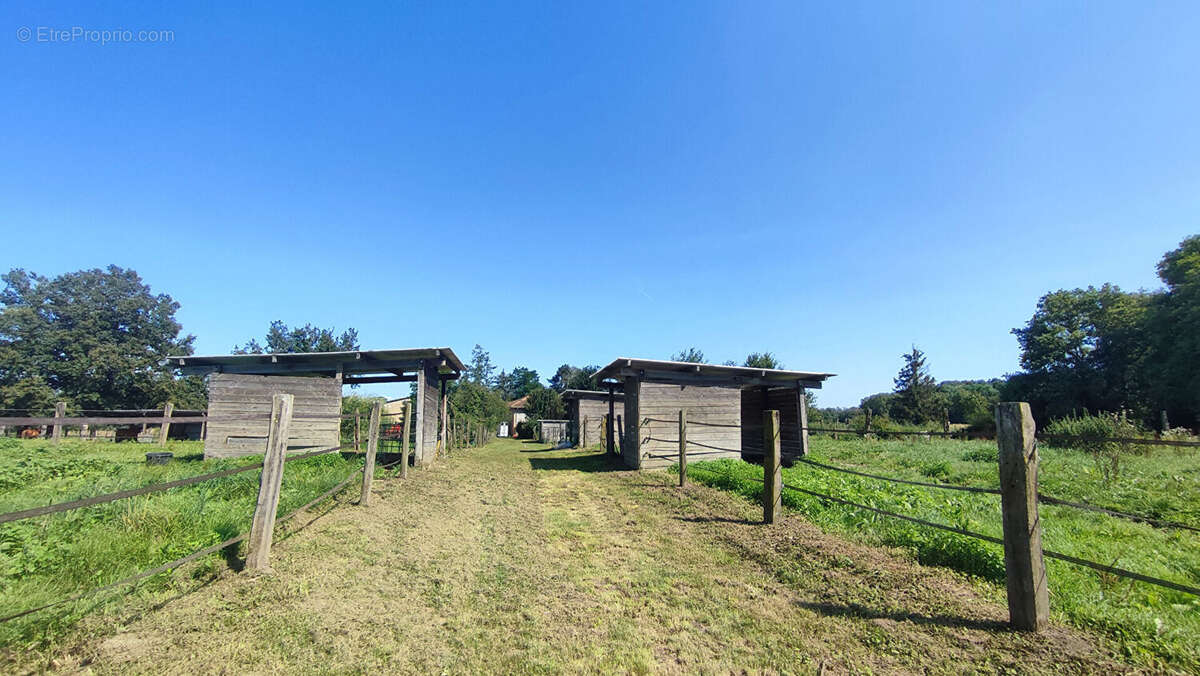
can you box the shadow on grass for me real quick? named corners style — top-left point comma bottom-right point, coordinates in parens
top-left (528, 451), bottom-right (623, 473)
top-left (798, 600), bottom-right (1007, 632)
top-left (675, 515), bottom-right (758, 525)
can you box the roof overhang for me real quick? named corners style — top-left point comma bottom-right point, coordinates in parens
top-left (593, 358), bottom-right (835, 390)
top-left (165, 348), bottom-right (465, 384)
top-left (561, 389), bottom-right (625, 400)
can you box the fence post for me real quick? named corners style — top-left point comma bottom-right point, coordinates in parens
top-left (245, 393), bottom-right (294, 572)
top-left (158, 402), bottom-right (174, 447)
top-left (602, 414), bottom-right (610, 454)
top-left (401, 400), bottom-right (411, 479)
top-left (763, 410), bottom-right (782, 524)
top-left (361, 400), bottom-right (382, 506)
top-left (581, 415), bottom-right (589, 448)
top-left (995, 402), bottom-right (1049, 632)
top-left (678, 409), bottom-right (687, 488)
top-left (52, 401), bottom-right (66, 444)
top-left (354, 413), bottom-right (361, 451)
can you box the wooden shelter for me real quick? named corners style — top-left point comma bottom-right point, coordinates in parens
top-left (593, 358), bottom-right (835, 470)
top-left (561, 389), bottom-right (624, 447)
top-left (167, 348), bottom-right (464, 464)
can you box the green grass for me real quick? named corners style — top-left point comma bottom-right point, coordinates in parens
top-left (0, 437), bottom-right (362, 651)
top-left (686, 436), bottom-right (1200, 671)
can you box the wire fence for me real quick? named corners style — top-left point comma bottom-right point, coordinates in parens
top-left (685, 462), bottom-right (1200, 598)
top-left (0, 461), bottom-right (365, 625)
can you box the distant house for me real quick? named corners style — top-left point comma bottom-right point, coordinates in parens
top-left (508, 395), bottom-right (530, 436)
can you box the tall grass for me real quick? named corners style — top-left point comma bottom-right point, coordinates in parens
top-left (686, 436), bottom-right (1200, 671)
top-left (0, 438), bottom-right (361, 649)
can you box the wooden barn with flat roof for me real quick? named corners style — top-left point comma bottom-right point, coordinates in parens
top-left (593, 358), bottom-right (835, 470)
top-left (167, 348), bottom-right (464, 464)
top-left (562, 389), bottom-right (624, 448)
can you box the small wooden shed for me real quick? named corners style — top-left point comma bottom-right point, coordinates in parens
top-left (538, 419), bottom-right (570, 445)
top-left (561, 389), bottom-right (624, 447)
top-left (168, 348), bottom-right (464, 464)
top-left (594, 358), bottom-right (835, 470)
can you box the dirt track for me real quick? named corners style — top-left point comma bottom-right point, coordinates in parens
top-left (42, 439), bottom-right (1132, 674)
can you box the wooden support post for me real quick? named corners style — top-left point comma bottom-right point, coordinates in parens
top-left (401, 400), bottom-right (411, 479)
top-left (245, 393), bottom-right (294, 572)
top-left (678, 409), bottom-right (687, 488)
top-left (581, 415), bottom-right (589, 448)
top-left (995, 402), bottom-right (1049, 632)
top-left (354, 413), bottom-right (361, 451)
top-left (616, 415), bottom-right (624, 455)
top-left (158, 402), bottom-right (174, 447)
top-left (763, 410), bottom-right (782, 524)
top-left (439, 379), bottom-right (448, 457)
top-left (606, 384), bottom-right (616, 455)
top-left (52, 401), bottom-right (66, 444)
top-left (796, 386), bottom-right (809, 457)
top-left (361, 400), bottom-right (382, 506)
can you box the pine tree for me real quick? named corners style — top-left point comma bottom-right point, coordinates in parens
top-left (893, 346), bottom-right (940, 423)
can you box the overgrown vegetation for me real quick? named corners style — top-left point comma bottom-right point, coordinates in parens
top-left (687, 435), bottom-right (1200, 670)
top-left (0, 438), bottom-right (362, 651)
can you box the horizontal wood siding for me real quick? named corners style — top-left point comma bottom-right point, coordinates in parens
top-left (638, 382), bottom-right (741, 470)
top-left (741, 387), bottom-right (804, 458)
top-left (204, 373), bottom-right (340, 459)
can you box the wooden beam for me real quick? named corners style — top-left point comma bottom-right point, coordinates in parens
top-left (158, 402), bottom-right (174, 447)
top-left (343, 375), bottom-right (418, 385)
top-left (608, 368), bottom-right (823, 390)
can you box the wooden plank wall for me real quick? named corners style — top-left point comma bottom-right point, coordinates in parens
top-left (415, 362), bottom-right (441, 465)
top-left (638, 383), bottom-right (741, 470)
top-left (204, 373), bottom-right (340, 459)
top-left (575, 398), bottom-right (614, 445)
top-left (539, 420), bottom-right (569, 445)
top-left (741, 387), bottom-right (804, 458)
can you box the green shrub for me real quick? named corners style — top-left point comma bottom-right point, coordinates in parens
top-left (1044, 412), bottom-right (1142, 482)
top-left (961, 447), bottom-right (998, 463)
top-left (919, 461), bottom-right (952, 479)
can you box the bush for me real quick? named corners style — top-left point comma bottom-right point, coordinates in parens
top-left (1044, 412), bottom-right (1142, 482)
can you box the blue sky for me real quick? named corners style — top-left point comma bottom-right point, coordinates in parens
top-left (2, 2), bottom-right (1197, 406)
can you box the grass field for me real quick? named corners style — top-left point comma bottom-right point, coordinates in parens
top-left (686, 436), bottom-right (1200, 671)
top-left (0, 437), bottom-right (362, 652)
top-left (3, 439), bottom-right (1136, 674)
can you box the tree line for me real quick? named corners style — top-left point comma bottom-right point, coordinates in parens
top-left (3, 236), bottom-right (1195, 433)
top-left (848, 236), bottom-right (1199, 432)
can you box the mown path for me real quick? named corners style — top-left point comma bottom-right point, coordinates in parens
top-left (45, 439), bottom-right (1132, 674)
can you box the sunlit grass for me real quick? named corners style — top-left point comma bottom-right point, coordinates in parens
top-left (0, 437), bottom-right (361, 650)
top-left (686, 436), bottom-right (1200, 671)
